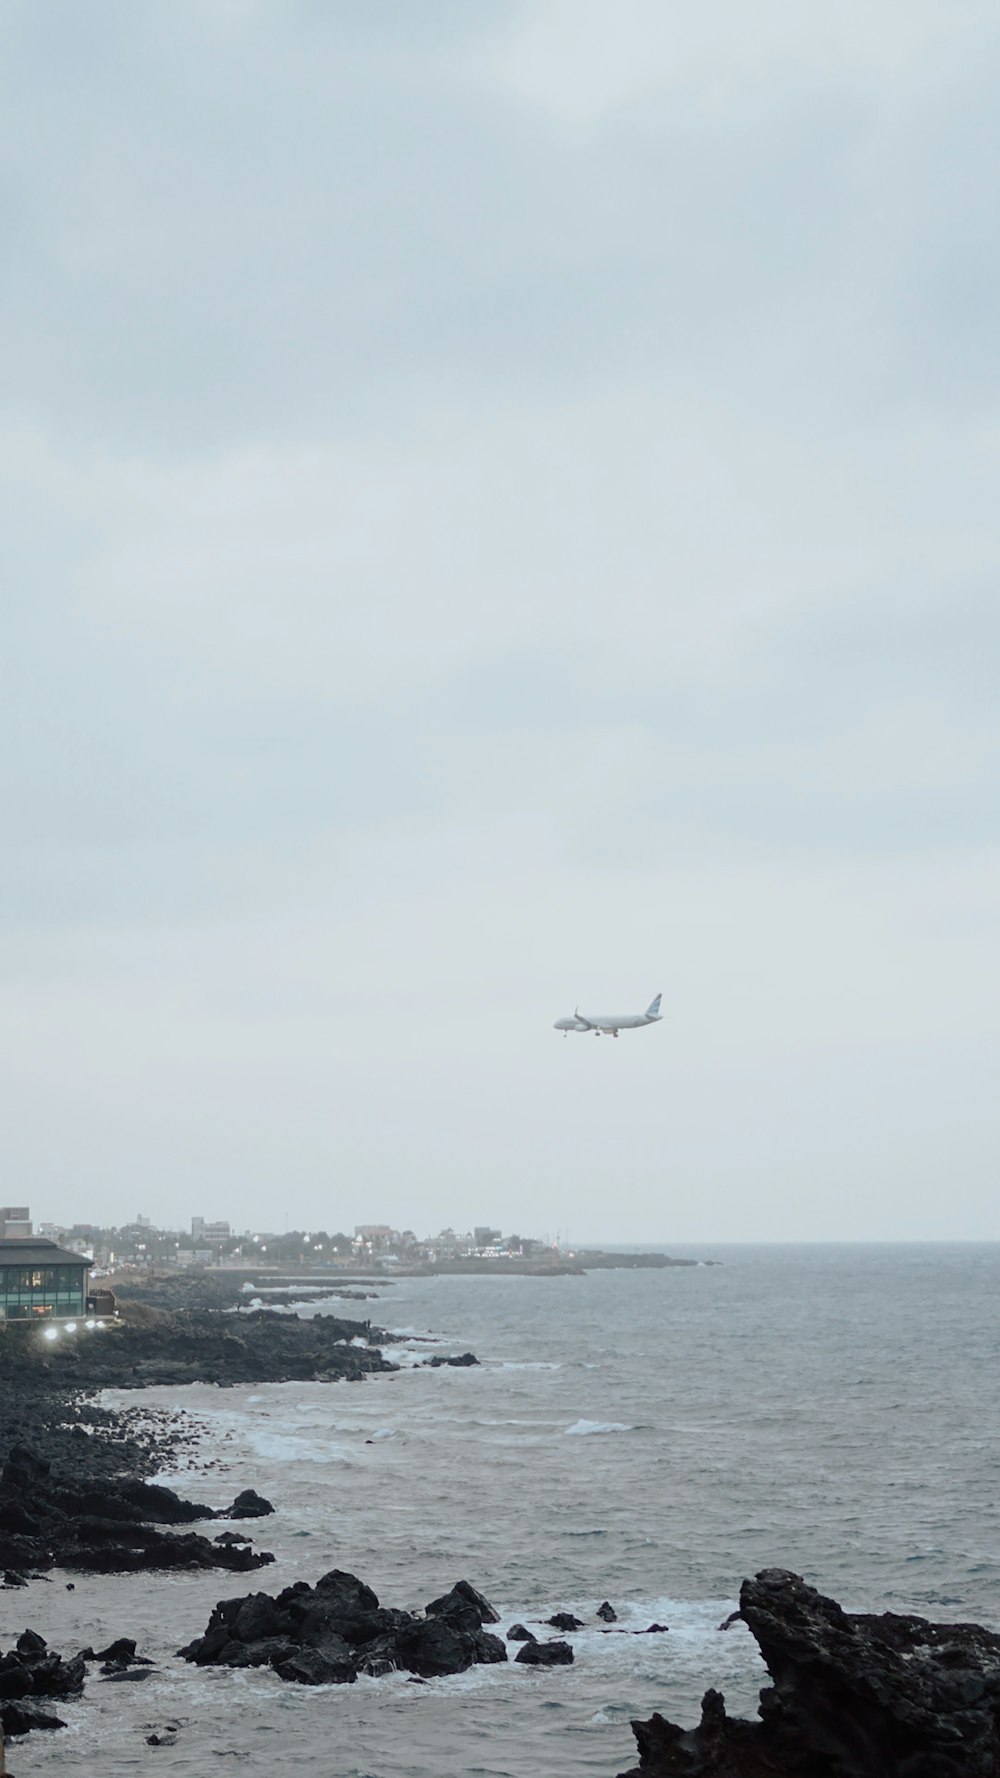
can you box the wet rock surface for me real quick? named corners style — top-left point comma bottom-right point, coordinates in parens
top-left (179, 1570), bottom-right (511, 1683)
top-left (516, 1638), bottom-right (574, 1666)
top-left (621, 1567), bottom-right (1000, 1778)
top-left (0, 1298), bottom-right (407, 1587)
top-left (1, 1629), bottom-right (158, 1740)
top-left (0, 1303), bottom-right (396, 1390)
top-left (0, 1442), bottom-right (275, 1578)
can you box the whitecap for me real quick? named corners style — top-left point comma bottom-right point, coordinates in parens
top-left (247, 1431), bottom-right (353, 1464)
top-left (499, 1361), bottom-right (562, 1371)
top-left (564, 1418), bottom-right (633, 1436)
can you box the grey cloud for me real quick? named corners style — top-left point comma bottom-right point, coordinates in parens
top-left (4, 2), bottom-right (997, 451)
top-left (2, 1), bottom-right (998, 1235)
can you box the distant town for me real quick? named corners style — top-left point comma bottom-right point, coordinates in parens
top-left (1, 1206), bottom-right (565, 1275)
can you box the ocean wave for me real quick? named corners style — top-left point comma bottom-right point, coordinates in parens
top-left (564, 1419), bottom-right (633, 1436)
top-left (498, 1361), bottom-right (562, 1371)
top-left (378, 1344), bottom-right (430, 1367)
top-left (247, 1431), bottom-right (354, 1465)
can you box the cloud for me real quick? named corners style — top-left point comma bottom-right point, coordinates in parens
top-left (491, 0), bottom-right (989, 119)
top-left (2, 1), bottom-right (997, 1234)
top-left (3, 0), bottom-right (998, 452)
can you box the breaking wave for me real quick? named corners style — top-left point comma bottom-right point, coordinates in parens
top-left (564, 1418), bottom-right (634, 1436)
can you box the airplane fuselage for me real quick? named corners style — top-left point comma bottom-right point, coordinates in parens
top-left (554, 994), bottom-right (663, 1038)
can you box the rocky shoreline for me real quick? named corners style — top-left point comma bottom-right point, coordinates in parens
top-left (620, 1567), bottom-right (1000, 1778)
top-left (0, 1438), bottom-right (276, 1582)
top-left (0, 1299), bottom-right (395, 1393)
top-left (405, 1250), bottom-right (710, 1277)
top-left (3, 1291), bottom-right (994, 1773)
top-left (8, 1543), bottom-right (998, 1772)
top-left (0, 1287), bottom-right (452, 1754)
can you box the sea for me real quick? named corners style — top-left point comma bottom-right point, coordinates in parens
top-left (13, 1243), bottom-right (1000, 1777)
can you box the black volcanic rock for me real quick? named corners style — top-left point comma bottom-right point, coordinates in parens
top-left (0, 1628), bottom-right (101, 1742)
top-left (391, 1616), bottom-right (507, 1679)
top-left (180, 1570), bottom-right (510, 1684)
top-left (226, 1487), bottom-right (274, 1518)
top-left (3, 1697), bottom-right (67, 1733)
top-left (515, 1638), bottom-right (574, 1666)
top-left (621, 1568), bottom-right (1000, 1778)
top-left (273, 1644), bottom-right (357, 1686)
top-left (426, 1579), bottom-right (501, 1625)
top-left (507, 1623), bottom-right (536, 1642)
top-left (547, 1611), bottom-right (585, 1631)
top-left (0, 1443), bottom-right (275, 1578)
top-left (90, 1637), bottom-right (152, 1668)
top-left (425, 1352), bottom-right (480, 1367)
top-left (0, 1305), bottom-right (398, 1391)
top-left (597, 1601), bottom-right (618, 1622)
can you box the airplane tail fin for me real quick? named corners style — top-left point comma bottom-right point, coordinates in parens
top-left (646, 992), bottom-right (662, 1018)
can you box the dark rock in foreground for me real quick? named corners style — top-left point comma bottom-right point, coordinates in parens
top-left (0, 1443), bottom-right (274, 1578)
top-left (426, 1579), bottom-right (500, 1624)
top-left (2, 1696), bottom-right (68, 1735)
top-left (2, 1628), bottom-right (156, 1738)
top-left (179, 1570), bottom-right (510, 1684)
top-left (0, 1632), bottom-right (79, 1740)
top-left (516, 1638), bottom-right (574, 1666)
top-left (621, 1567), bottom-right (1000, 1778)
top-left (227, 1488), bottom-right (274, 1519)
top-left (0, 1631), bottom-right (84, 1717)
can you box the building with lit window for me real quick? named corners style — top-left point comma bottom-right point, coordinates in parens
top-left (0, 1239), bottom-right (92, 1322)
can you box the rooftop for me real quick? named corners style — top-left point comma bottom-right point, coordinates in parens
top-left (0, 1239), bottom-right (92, 1268)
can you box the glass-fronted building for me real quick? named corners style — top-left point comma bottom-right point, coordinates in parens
top-left (0, 1239), bottom-right (91, 1321)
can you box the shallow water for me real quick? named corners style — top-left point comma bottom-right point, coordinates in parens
top-left (10, 1244), bottom-right (1000, 1775)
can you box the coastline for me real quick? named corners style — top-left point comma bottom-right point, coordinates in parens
top-left (4, 1252), bottom-right (998, 1776)
top-left (0, 1281), bottom-right (448, 1753)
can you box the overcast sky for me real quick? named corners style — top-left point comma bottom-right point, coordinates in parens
top-left (3, 0), bottom-right (998, 1243)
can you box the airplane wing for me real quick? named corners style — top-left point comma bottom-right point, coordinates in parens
top-left (574, 1006), bottom-right (598, 1030)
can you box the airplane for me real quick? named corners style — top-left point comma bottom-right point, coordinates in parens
top-left (554, 992), bottom-right (663, 1039)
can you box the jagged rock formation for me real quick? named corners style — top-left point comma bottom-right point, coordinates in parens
top-left (179, 1572), bottom-right (511, 1683)
top-left (621, 1567), bottom-right (1000, 1778)
top-left (1, 1630), bottom-right (156, 1741)
top-left (0, 1633), bottom-right (81, 1739)
top-left (0, 1305), bottom-right (395, 1389)
top-left (0, 1444), bottom-right (274, 1577)
top-left (515, 1638), bottom-right (574, 1665)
